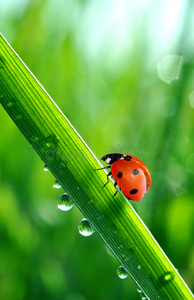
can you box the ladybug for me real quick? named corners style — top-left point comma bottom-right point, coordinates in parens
top-left (96, 153), bottom-right (151, 201)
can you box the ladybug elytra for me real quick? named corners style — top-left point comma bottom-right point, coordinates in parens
top-left (96, 153), bottom-right (151, 201)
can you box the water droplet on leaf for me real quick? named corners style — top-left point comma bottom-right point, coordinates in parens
top-left (159, 271), bottom-right (174, 285)
top-left (60, 161), bottom-right (67, 168)
top-left (137, 287), bottom-right (148, 299)
top-left (164, 271), bottom-right (174, 282)
top-left (117, 266), bottom-right (128, 279)
top-left (31, 136), bottom-right (39, 143)
top-left (6, 101), bottom-right (14, 107)
top-left (44, 164), bottom-right (49, 171)
top-left (16, 114), bottom-right (22, 120)
top-left (137, 264), bottom-right (141, 270)
top-left (78, 219), bottom-right (94, 237)
top-left (53, 179), bottom-right (62, 189)
top-left (57, 193), bottom-right (74, 211)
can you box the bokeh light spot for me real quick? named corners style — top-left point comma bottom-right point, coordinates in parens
top-left (189, 91), bottom-right (194, 108)
top-left (186, 153), bottom-right (194, 174)
top-left (157, 55), bottom-right (183, 84)
top-left (156, 96), bottom-right (177, 118)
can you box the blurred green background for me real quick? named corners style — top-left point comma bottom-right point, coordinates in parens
top-left (0, 0), bottom-right (194, 299)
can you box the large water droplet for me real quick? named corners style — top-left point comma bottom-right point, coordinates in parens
top-left (57, 193), bottom-right (74, 211)
top-left (78, 219), bottom-right (94, 237)
top-left (117, 266), bottom-right (128, 279)
top-left (44, 164), bottom-right (49, 171)
top-left (53, 179), bottom-right (62, 189)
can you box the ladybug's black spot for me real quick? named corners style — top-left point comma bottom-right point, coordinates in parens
top-left (132, 169), bottom-right (139, 175)
top-left (130, 189), bottom-right (138, 195)
top-left (124, 155), bottom-right (132, 161)
top-left (127, 197), bottom-right (132, 200)
top-left (117, 172), bottom-right (123, 178)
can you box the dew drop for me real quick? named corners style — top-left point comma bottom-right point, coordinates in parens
top-left (89, 198), bottom-right (95, 204)
top-left (46, 143), bottom-right (53, 149)
top-left (137, 264), bottom-right (141, 270)
top-left (122, 254), bottom-right (130, 262)
top-left (31, 136), bottom-right (39, 143)
top-left (15, 114), bottom-right (22, 120)
top-left (164, 271), bottom-right (174, 282)
top-left (117, 266), bottom-right (128, 279)
top-left (136, 287), bottom-right (148, 299)
top-left (6, 101), bottom-right (14, 107)
top-left (78, 219), bottom-right (94, 237)
top-left (97, 215), bottom-right (104, 220)
top-left (44, 164), bottom-right (49, 171)
top-left (53, 179), bottom-right (62, 189)
top-left (159, 271), bottom-right (174, 285)
top-left (60, 161), bottom-right (67, 168)
top-left (57, 193), bottom-right (74, 211)
top-left (118, 243), bottom-right (125, 250)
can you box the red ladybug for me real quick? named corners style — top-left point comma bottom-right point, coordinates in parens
top-left (96, 153), bottom-right (151, 201)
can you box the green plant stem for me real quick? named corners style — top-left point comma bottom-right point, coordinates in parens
top-left (0, 34), bottom-right (193, 300)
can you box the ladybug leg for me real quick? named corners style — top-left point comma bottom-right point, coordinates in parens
top-left (113, 190), bottom-right (118, 197)
top-left (113, 182), bottom-right (120, 197)
top-left (95, 166), bottom-right (111, 171)
top-left (102, 171), bottom-right (112, 188)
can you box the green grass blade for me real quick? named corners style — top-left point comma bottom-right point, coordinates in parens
top-left (0, 33), bottom-right (193, 300)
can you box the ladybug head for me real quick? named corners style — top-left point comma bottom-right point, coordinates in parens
top-left (101, 153), bottom-right (123, 164)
